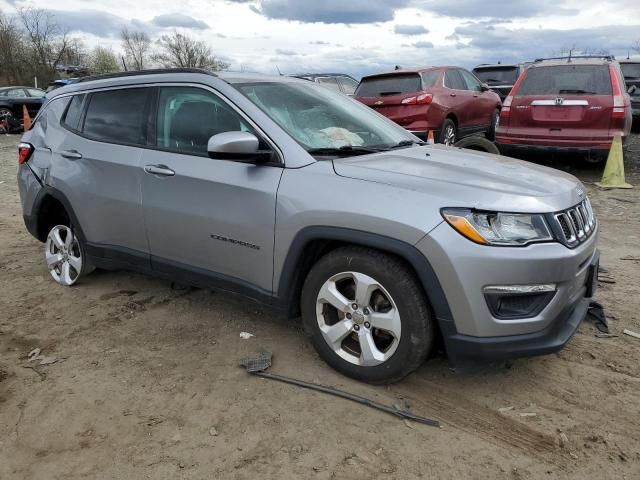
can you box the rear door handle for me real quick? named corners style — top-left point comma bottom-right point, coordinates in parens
top-left (61, 150), bottom-right (83, 160)
top-left (144, 164), bottom-right (175, 177)
top-left (450, 93), bottom-right (457, 97)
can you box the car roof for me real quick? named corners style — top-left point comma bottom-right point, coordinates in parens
top-left (46, 68), bottom-right (315, 99)
top-left (473, 63), bottom-right (523, 69)
top-left (361, 66), bottom-right (444, 79)
top-left (531, 56), bottom-right (616, 68)
top-left (292, 73), bottom-right (356, 79)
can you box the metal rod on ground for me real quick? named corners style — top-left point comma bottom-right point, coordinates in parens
top-left (251, 370), bottom-right (441, 428)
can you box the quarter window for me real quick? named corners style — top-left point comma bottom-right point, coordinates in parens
top-left (156, 86), bottom-right (255, 156)
top-left (337, 76), bottom-right (359, 95)
top-left (62, 94), bottom-right (86, 131)
top-left (83, 88), bottom-right (150, 145)
top-left (317, 77), bottom-right (342, 92)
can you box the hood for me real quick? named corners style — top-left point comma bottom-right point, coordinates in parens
top-left (332, 145), bottom-right (585, 213)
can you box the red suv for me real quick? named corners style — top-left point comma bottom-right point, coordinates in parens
top-left (354, 67), bottom-right (502, 145)
top-left (496, 56), bottom-right (632, 161)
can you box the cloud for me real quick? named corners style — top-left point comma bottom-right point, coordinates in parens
top-left (45, 9), bottom-right (155, 38)
top-left (309, 40), bottom-right (331, 45)
top-left (394, 24), bottom-right (429, 35)
top-left (150, 13), bottom-right (209, 30)
top-left (412, 40), bottom-right (434, 48)
top-left (255, 0), bottom-right (410, 24)
top-left (415, 0), bottom-right (578, 19)
top-left (275, 48), bottom-right (299, 56)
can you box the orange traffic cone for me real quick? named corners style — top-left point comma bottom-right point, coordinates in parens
top-left (426, 130), bottom-right (435, 145)
top-left (22, 105), bottom-right (32, 131)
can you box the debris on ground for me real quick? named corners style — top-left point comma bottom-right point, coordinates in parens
top-left (498, 406), bottom-right (514, 413)
top-left (586, 301), bottom-right (609, 333)
top-left (620, 255), bottom-right (640, 262)
top-left (209, 427), bottom-right (218, 436)
top-left (623, 329), bottom-right (640, 340)
top-left (239, 332), bottom-right (254, 339)
top-left (239, 351), bottom-right (440, 427)
top-left (26, 348), bottom-right (58, 366)
top-left (519, 413), bottom-right (537, 418)
top-left (595, 332), bottom-right (618, 338)
top-left (558, 432), bottom-right (569, 449)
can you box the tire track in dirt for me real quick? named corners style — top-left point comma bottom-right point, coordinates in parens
top-left (393, 378), bottom-right (563, 464)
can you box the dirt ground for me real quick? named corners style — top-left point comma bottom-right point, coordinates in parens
top-left (1, 132), bottom-right (639, 480)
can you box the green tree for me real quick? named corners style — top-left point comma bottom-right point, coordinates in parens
top-left (91, 46), bottom-right (120, 74)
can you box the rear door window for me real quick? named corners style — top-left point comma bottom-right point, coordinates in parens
top-left (444, 69), bottom-right (466, 90)
top-left (83, 88), bottom-right (150, 145)
top-left (27, 89), bottom-right (45, 98)
top-left (355, 74), bottom-right (422, 97)
top-left (517, 65), bottom-right (612, 96)
top-left (460, 70), bottom-right (483, 91)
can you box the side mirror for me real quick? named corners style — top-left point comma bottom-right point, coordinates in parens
top-left (207, 131), bottom-right (272, 163)
top-left (480, 83), bottom-right (490, 92)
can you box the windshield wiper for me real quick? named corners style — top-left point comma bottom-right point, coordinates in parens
top-left (390, 139), bottom-right (425, 149)
top-left (307, 145), bottom-right (388, 157)
top-left (558, 89), bottom-right (595, 94)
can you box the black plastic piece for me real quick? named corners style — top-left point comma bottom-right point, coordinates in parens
top-left (484, 291), bottom-right (555, 320)
top-left (76, 68), bottom-right (217, 84)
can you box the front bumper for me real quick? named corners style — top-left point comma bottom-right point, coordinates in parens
top-left (416, 220), bottom-right (598, 366)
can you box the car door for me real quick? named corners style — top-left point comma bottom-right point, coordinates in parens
top-left (50, 87), bottom-right (151, 262)
top-left (460, 69), bottom-right (495, 128)
top-left (443, 69), bottom-right (473, 128)
top-left (140, 85), bottom-right (283, 296)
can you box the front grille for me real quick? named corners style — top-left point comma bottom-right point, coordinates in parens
top-left (551, 198), bottom-right (596, 247)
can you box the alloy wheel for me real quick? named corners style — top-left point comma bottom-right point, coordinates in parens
top-left (443, 125), bottom-right (456, 146)
top-left (45, 225), bottom-right (82, 286)
top-left (315, 271), bottom-right (401, 366)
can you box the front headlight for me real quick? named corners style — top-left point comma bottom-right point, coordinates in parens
top-left (442, 208), bottom-right (553, 246)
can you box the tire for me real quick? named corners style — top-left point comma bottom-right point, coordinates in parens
top-left (485, 108), bottom-right (500, 141)
top-left (439, 118), bottom-right (456, 146)
top-left (44, 223), bottom-right (93, 286)
top-left (454, 136), bottom-right (501, 155)
top-left (301, 246), bottom-right (435, 384)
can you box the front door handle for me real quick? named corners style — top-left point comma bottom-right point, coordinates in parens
top-left (450, 93), bottom-right (457, 97)
top-left (144, 164), bottom-right (175, 177)
top-left (61, 150), bottom-right (83, 160)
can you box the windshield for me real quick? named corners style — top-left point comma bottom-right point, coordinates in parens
top-left (516, 65), bottom-right (612, 96)
top-left (621, 63), bottom-right (640, 80)
top-left (473, 67), bottom-right (519, 85)
top-left (236, 81), bottom-right (415, 151)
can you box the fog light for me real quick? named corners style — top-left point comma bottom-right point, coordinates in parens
top-left (483, 284), bottom-right (556, 319)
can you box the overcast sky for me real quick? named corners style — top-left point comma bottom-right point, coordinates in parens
top-left (2, 0), bottom-right (640, 78)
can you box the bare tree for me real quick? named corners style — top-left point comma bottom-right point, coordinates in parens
top-left (120, 26), bottom-right (151, 70)
top-left (18, 8), bottom-right (69, 84)
top-left (153, 31), bottom-right (229, 71)
top-left (91, 46), bottom-right (120, 74)
top-left (0, 10), bottom-right (28, 84)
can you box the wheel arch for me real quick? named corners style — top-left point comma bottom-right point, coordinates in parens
top-left (276, 227), bottom-right (454, 328)
top-left (444, 112), bottom-right (458, 127)
top-left (31, 187), bottom-right (86, 243)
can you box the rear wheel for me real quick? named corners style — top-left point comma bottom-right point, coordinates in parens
top-left (301, 247), bottom-right (434, 384)
top-left (486, 108), bottom-right (500, 141)
top-left (439, 119), bottom-right (457, 146)
top-left (44, 225), bottom-right (92, 286)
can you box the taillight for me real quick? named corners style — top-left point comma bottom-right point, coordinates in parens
top-left (18, 142), bottom-right (34, 165)
top-left (500, 69), bottom-right (528, 119)
top-left (401, 93), bottom-right (433, 105)
top-left (609, 65), bottom-right (627, 119)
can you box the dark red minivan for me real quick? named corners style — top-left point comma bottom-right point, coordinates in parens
top-left (354, 67), bottom-right (502, 145)
top-left (496, 56), bottom-right (632, 161)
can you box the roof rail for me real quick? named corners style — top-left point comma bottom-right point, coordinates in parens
top-left (533, 55), bottom-right (615, 63)
top-left (77, 68), bottom-right (217, 83)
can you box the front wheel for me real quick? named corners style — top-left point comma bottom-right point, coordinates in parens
top-left (301, 247), bottom-right (435, 384)
top-left (439, 119), bottom-right (457, 146)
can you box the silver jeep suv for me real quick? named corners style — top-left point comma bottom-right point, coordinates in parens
top-left (17, 69), bottom-right (599, 383)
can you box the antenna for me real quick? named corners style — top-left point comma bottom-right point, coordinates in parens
top-left (276, 65), bottom-right (283, 76)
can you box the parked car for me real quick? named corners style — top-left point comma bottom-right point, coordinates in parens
top-left (496, 56), bottom-right (632, 162)
top-left (290, 73), bottom-right (359, 95)
top-left (620, 60), bottom-right (640, 120)
top-left (353, 67), bottom-right (502, 144)
top-left (46, 79), bottom-right (80, 93)
top-left (472, 62), bottom-right (530, 100)
top-left (18, 69), bottom-right (598, 383)
top-left (0, 86), bottom-right (45, 131)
